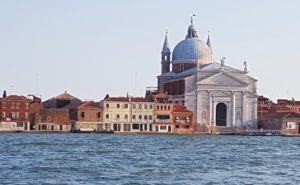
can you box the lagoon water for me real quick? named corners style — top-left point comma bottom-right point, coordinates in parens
top-left (0, 134), bottom-right (299, 185)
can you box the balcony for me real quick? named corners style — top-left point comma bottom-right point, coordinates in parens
top-left (154, 119), bottom-right (172, 124)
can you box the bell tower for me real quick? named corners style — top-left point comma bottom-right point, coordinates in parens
top-left (161, 31), bottom-right (171, 74)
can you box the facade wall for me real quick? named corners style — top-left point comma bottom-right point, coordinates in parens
top-left (185, 72), bottom-right (258, 132)
top-left (34, 108), bottom-right (70, 131)
top-left (103, 101), bottom-right (154, 132)
top-left (0, 95), bottom-right (31, 131)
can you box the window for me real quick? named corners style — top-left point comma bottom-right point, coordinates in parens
top-left (164, 106), bottom-right (167, 110)
top-left (160, 106), bottom-right (163, 110)
top-left (81, 112), bottom-right (85, 118)
top-left (132, 124), bottom-right (139, 130)
top-left (60, 125), bottom-right (63, 131)
top-left (144, 115), bottom-right (147, 120)
top-left (144, 104), bottom-right (147, 109)
top-left (125, 114), bottom-right (128, 119)
top-left (167, 106), bottom-right (170, 110)
top-left (106, 114), bottom-right (109, 119)
top-left (124, 124), bottom-right (131, 131)
top-left (116, 114), bottom-right (120, 119)
top-left (97, 112), bottom-right (101, 118)
top-left (160, 126), bottom-right (167, 130)
top-left (157, 115), bottom-right (170, 120)
top-left (132, 104), bottom-right (136, 109)
top-left (133, 115), bottom-right (136, 119)
top-left (117, 104), bottom-right (120, 108)
top-left (12, 112), bottom-right (18, 119)
top-left (17, 122), bottom-right (23, 127)
top-left (139, 104), bottom-right (142, 109)
top-left (139, 115), bottom-right (142, 120)
top-left (42, 125), bottom-right (47, 130)
top-left (149, 105), bottom-right (153, 109)
top-left (25, 113), bottom-right (28, 119)
top-left (106, 104), bottom-right (109, 108)
top-left (157, 106), bottom-right (159, 110)
top-left (124, 104), bottom-right (128, 109)
top-left (175, 125), bottom-right (179, 129)
top-left (1, 112), bottom-right (5, 118)
top-left (149, 115), bottom-right (153, 120)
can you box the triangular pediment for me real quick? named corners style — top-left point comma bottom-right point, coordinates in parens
top-left (212, 91), bottom-right (231, 97)
top-left (196, 72), bottom-right (248, 87)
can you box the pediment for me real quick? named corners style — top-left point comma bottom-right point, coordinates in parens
top-left (196, 72), bottom-right (248, 87)
top-left (212, 91), bottom-right (231, 97)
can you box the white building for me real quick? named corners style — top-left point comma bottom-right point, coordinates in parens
top-left (103, 97), bottom-right (154, 132)
top-left (157, 16), bottom-right (258, 133)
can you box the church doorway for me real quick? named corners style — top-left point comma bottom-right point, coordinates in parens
top-left (216, 103), bottom-right (227, 126)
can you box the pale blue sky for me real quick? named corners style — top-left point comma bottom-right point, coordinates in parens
top-left (0, 0), bottom-right (300, 101)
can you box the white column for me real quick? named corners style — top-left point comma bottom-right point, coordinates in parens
top-left (209, 91), bottom-right (212, 126)
top-left (242, 92), bottom-right (247, 124)
top-left (196, 90), bottom-right (201, 126)
top-left (232, 92), bottom-right (236, 126)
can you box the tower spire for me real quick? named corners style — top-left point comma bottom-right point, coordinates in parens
top-left (161, 30), bottom-right (171, 54)
top-left (161, 31), bottom-right (171, 75)
top-left (207, 32), bottom-right (212, 51)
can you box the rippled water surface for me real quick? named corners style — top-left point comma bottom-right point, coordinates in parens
top-left (0, 133), bottom-right (300, 185)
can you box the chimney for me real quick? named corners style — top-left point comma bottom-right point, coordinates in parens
top-left (3, 90), bottom-right (6, 98)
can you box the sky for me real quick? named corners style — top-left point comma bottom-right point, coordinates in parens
top-left (0, 0), bottom-right (300, 102)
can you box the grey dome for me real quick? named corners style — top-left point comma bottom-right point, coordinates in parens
top-left (172, 38), bottom-right (212, 65)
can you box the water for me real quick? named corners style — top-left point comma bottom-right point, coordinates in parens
top-left (0, 134), bottom-right (299, 185)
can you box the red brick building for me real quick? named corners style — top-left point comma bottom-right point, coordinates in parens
top-left (31, 91), bottom-right (82, 132)
top-left (258, 96), bottom-right (300, 135)
top-left (0, 94), bottom-right (31, 131)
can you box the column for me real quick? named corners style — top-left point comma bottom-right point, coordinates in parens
top-left (232, 92), bottom-right (236, 126)
top-left (196, 90), bottom-right (201, 126)
top-left (242, 92), bottom-right (247, 125)
top-left (208, 91), bottom-right (212, 126)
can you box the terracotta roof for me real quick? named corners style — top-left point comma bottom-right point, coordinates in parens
top-left (78, 101), bottom-right (101, 110)
top-left (61, 101), bottom-right (84, 109)
top-left (263, 112), bottom-right (300, 119)
top-left (172, 104), bottom-right (192, 113)
top-left (258, 96), bottom-right (270, 101)
top-left (0, 95), bottom-right (29, 102)
top-left (55, 92), bottom-right (79, 100)
top-left (105, 97), bottom-right (153, 103)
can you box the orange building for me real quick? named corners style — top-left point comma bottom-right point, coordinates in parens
top-left (172, 104), bottom-right (193, 134)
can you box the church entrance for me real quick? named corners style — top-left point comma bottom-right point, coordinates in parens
top-left (216, 103), bottom-right (227, 126)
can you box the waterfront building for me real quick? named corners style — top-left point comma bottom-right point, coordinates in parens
top-left (34, 108), bottom-right (70, 131)
top-left (102, 96), bottom-right (154, 132)
top-left (153, 93), bottom-right (173, 133)
top-left (31, 91), bottom-right (82, 132)
top-left (0, 92), bottom-right (31, 131)
top-left (152, 92), bottom-right (194, 134)
top-left (157, 17), bottom-right (258, 133)
top-left (68, 101), bottom-right (104, 132)
top-left (172, 104), bottom-right (193, 134)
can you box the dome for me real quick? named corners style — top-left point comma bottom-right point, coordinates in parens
top-left (172, 38), bottom-right (212, 65)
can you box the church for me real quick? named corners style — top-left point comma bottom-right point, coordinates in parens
top-left (157, 17), bottom-right (258, 133)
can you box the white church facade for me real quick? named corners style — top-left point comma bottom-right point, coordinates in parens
top-left (157, 17), bottom-right (258, 133)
